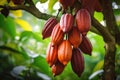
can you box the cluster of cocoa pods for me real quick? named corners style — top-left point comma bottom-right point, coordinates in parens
top-left (42, 0), bottom-right (102, 77)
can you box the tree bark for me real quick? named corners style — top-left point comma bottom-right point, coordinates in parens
top-left (103, 42), bottom-right (116, 80)
top-left (100, 0), bottom-right (117, 80)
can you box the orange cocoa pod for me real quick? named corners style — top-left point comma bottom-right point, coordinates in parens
top-left (52, 60), bottom-right (65, 76)
top-left (59, 0), bottom-right (75, 9)
top-left (51, 23), bottom-right (64, 46)
top-left (58, 40), bottom-right (72, 65)
top-left (46, 43), bottom-right (58, 67)
top-left (60, 13), bottom-right (74, 33)
top-left (76, 9), bottom-right (91, 35)
top-left (79, 36), bottom-right (92, 56)
top-left (71, 48), bottom-right (84, 77)
top-left (68, 27), bottom-right (82, 48)
top-left (42, 17), bottom-right (58, 39)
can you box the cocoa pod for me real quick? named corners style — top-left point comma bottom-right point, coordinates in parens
top-left (42, 17), bottom-right (58, 39)
top-left (76, 9), bottom-right (91, 34)
top-left (59, 0), bottom-right (75, 9)
top-left (81, 0), bottom-right (102, 14)
top-left (71, 48), bottom-right (84, 77)
top-left (68, 27), bottom-right (82, 48)
top-left (81, 0), bottom-right (95, 15)
top-left (52, 60), bottom-right (65, 76)
top-left (58, 40), bottom-right (72, 65)
top-left (51, 23), bottom-right (64, 46)
top-left (79, 36), bottom-right (92, 55)
top-left (46, 43), bottom-right (58, 67)
top-left (94, 0), bottom-right (102, 12)
top-left (60, 13), bottom-right (74, 33)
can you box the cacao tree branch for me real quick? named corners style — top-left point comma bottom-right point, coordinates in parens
top-left (0, 45), bottom-right (22, 54)
top-left (0, 4), bottom-right (101, 35)
top-left (25, 0), bottom-right (34, 5)
top-left (91, 17), bottom-right (114, 42)
top-left (96, 0), bottom-right (117, 79)
top-left (92, 16), bottom-right (116, 80)
top-left (100, 0), bottom-right (118, 35)
top-left (100, 0), bottom-right (120, 45)
top-left (0, 5), bottom-right (53, 20)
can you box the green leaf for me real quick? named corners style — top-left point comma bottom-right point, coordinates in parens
top-left (32, 0), bottom-right (39, 4)
top-left (88, 32), bottom-right (105, 55)
top-left (48, 0), bottom-right (57, 12)
top-left (0, 14), bottom-right (16, 39)
top-left (39, 0), bottom-right (48, 3)
top-left (32, 55), bottom-right (50, 75)
top-left (93, 60), bottom-right (104, 72)
top-left (19, 31), bottom-right (32, 41)
top-left (114, 0), bottom-right (120, 5)
top-left (94, 12), bottom-right (103, 22)
top-left (20, 31), bottom-right (42, 42)
top-left (114, 9), bottom-right (120, 16)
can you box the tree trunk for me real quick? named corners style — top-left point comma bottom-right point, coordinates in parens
top-left (103, 42), bottom-right (116, 80)
top-left (100, 0), bottom-right (118, 80)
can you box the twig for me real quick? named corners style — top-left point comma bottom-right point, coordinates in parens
top-left (0, 5), bottom-right (53, 20)
top-left (0, 45), bottom-right (22, 54)
top-left (91, 16), bottom-right (114, 42)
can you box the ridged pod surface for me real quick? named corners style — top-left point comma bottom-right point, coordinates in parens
top-left (68, 27), bottom-right (82, 48)
top-left (51, 23), bottom-right (64, 46)
top-left (42, 17), bottom-right (58, 39)
top-left (59, 0), bottom-right (75, 9)
top-left (76, 9), bottom-right (91, 34)
top-left (81, 0), bottom-right (102, 14)
top-left (58, 40), bottom-right (72, 65)
top-left (71, 48), bottom-right (84, 77)
top-left (46, 43), bottom-right (58, 67)
top-left (52, 60), bottom-right (65, 76)
top-left (79, 36), bottom-right (92, 56)
top-left (60, 13), bottom-right (74, 33)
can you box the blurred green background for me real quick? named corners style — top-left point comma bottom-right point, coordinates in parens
top-left (0, 0), bottom-right (120, 80)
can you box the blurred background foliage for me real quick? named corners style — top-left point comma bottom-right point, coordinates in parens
top-left (0, 0), bottom-right (120, 80)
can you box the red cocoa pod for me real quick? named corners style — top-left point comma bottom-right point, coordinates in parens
top-left (46, 43), bottom-right (58, 67)
top-left (59, 0), bottom-right (75, 9)
top-left (68, 27), bottom-right (82, 48)
top-left (81, 0), bottom-right (102, 14)
top-left (42, 17), bottom-right (58, 39)
top-left (71, 48), bottom-right (84, 77)
top-left (79, 36), bottom-right (92, 55)
top-left (51, 23), bottom-right (64, 46)
top-left (52, 60), bottom-right (65, 76)
top-left (58, 40), bottom-right (72, 65)
top-left (12, 0), bottom-right (24, 5)
top-left (76, 9), bottom-right (91, 34)
top-left (81, 0), bottom-right (95, 15)
top-left (94, 0), bottom-right (102, 12)
top-left (60, 13), bottom-right (74, 33)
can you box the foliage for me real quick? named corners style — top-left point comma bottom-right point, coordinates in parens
top-left (0, 0), bottom-right (120, 80)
